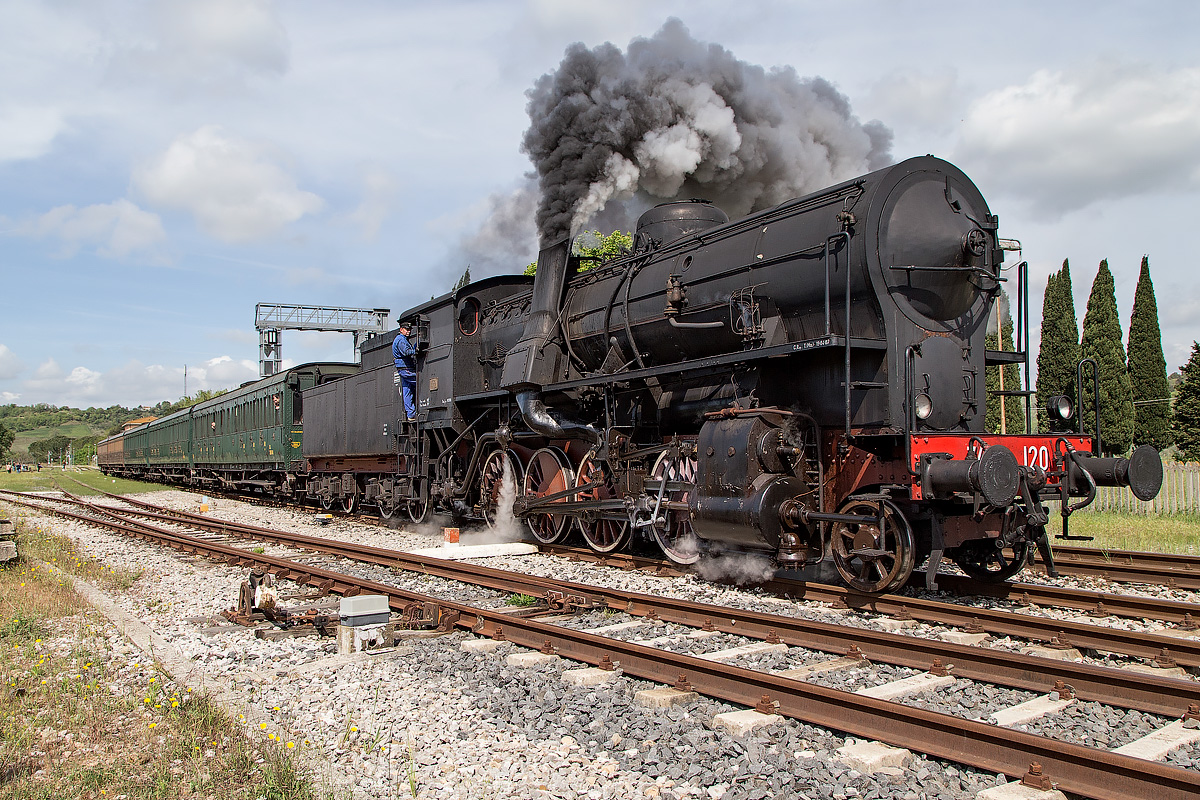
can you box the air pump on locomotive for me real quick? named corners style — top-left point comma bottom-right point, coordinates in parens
top-left (101, 156), bottom-right (1164, 593)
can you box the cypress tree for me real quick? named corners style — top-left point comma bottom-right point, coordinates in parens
top-left (1173, 342), bottom-right (1200, 461)
top-left (1079, 259), bottom-right (1134, 455)
top-left (985, 292), bottom-right (1026, 434)
top-left (1036, 259), bottom-right (1081, 430)
top-left (453, 266), bottom-right (472, 292)
top-left (1127, 256), bottom-right (1172, 450)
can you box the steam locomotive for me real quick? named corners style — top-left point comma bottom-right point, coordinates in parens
top-left (100, 155), bottom-right (1163, 593)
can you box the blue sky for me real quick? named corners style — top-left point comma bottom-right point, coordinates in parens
top-left (2, 1), bottom-right (1199, 407)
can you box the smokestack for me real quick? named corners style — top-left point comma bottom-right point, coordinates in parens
top-left (500, 239), bottom-right (601, 444)
top-left (501, 238), bottom-right (570, 391)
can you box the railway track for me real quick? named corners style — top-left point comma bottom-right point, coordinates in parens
top-left (1039, 545), bottom-right (1200, 590)
top-left (7, 488), bottom-right (1200, 798)
top-left (12, 487), bottom-right (1200, 683)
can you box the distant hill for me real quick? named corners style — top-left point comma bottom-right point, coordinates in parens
top-left (1, 391), bottom-right (228, 462)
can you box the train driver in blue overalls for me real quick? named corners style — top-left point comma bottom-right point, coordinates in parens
top-left (392, 321), bottom-right (417, 421)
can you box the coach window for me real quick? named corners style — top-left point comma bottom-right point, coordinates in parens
top-left (293, 393), bottom-right (303, 424)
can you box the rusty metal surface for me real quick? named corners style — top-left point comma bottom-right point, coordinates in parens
top-left (758, 577), bottom-right (1200, 668)
top-left (482, 616), bottom-right (1200, 800)
top-left (544, 542), bottom-right (1200, 668)
top-left (926, 573), bottom-right (1200, 625)
top-left (1053, 544), bottom-right (1200, 573)
top-left (5, 491), bottom-right (1200, 800)
top-left (1039, 547), bottom-right (1200, 590)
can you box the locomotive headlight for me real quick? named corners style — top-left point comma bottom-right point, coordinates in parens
top-left (1047, 395), bottom-right (1074, 424)
top-left (913, 392), bottom-right (934, 421)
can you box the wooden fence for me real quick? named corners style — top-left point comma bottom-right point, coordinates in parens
top-left (1063, 461), bottom-right (1200, 515)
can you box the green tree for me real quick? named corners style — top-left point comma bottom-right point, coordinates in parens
top-left (1036, 259), bottom-right (1080, 429)
top-left (29, 434), bottom-right (71, 464)
top-left (1079, 259), bottom-right (1134, 455)
top-left (1173, 342), bottom-right (1200, 461)
top-left (524, 230), bottom-right (633, 275)
top-left (0, 421), bottom-right (13, 460)
top-left (1126, 256), bottom-right (1172, 450)
top-left (453, 266), bottom-right (472, 292)
top-left (985, 292), bottom-right (1026, 434)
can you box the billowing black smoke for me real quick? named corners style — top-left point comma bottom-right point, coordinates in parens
top-left (522, 18), bottom-right (893, 243)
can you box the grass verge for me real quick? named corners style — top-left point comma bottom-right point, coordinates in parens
top-left (6, 518), bottom-right (142, 592)
top-left (0, 468), bottom-right (162, 497)
top-left (0, 526), bottom-right (337, 799)
top-left (1047, 510), bottom-right (1200, 555)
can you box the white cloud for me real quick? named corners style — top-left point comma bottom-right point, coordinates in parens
top-left (135, 125), bottom-right (323, 242)
top-left (19, 199), bottom-right (167, 259)
top-left (0, 392), bottom-right (18, 403)
top-left (347, 166), bottom-right (398, 240)
top-left (865, 70), bottom-right (965, 134)
top-left (108, 0), bottom-right (289, 91)
top-left (197, 355), bottom-right (259, 388)
top-left (956, 63), bottom-right (1200, 214)
top-left (0, 344), bottom-right (25, 380)
top-left (18, 355), bottom-right (258, 407)
top-left (0, 106), bottom-right (65, 162)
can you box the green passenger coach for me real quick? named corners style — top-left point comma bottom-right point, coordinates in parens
top-left (99, 363), bottom-right (358, 493)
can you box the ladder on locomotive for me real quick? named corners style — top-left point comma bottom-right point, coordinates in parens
top-left (396, 417), bottom-right (423, 485)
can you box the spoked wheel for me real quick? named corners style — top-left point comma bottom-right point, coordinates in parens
top-left (649, 451), bottom-right (701, 565)
top-left (522, 447), bottom-right (574, 544)
top-left (574, 451), bottom-right (630, 554)
top-left (831, 497), bottom-right (916, 593)
top-left (319, 494), bottom-right (333, 511)
top-left (339, 485), bottom-right (358, 514)
top-left (480, 449), bottom-right (523, 527)
top-left (407, 494), bottom-right (430, 524)
top-left (952, 538), bottom-right (1032, 583)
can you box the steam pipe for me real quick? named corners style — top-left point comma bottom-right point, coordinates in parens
top-left (515, 391), bottom-right (601, 445)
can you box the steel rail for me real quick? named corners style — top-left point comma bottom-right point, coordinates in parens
top-left (3, 494), bottom-right (1198, 799)
top-left (540, 544), bottom-right (1200, 668)
top-left (1053, 544), bottom-right (1200, 573)
top-left (74, 490), bottom-right (1200, 664)
top-left (929, 573), bottom-right (1200, 625)
top-left (11, 489), bottom-right (1200, 719)
top-left (1034, 556), bottom-right (1200, 590)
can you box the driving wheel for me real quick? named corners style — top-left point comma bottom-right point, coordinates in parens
top-left (649, 451), bottom-right (701, 565)
top-left (574, 451), bottom-right (630, 554)
top-left (831, 497), bottom-right (915, 593)
top-left (522, 446), bottom-right (574, 544)
top-left (480, 449), bottom-right (523, 527)
top-left (952, 537), bottom-right (1032, 583)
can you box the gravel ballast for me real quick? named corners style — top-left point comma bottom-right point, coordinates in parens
top-left (6, 487), bottom-right (1199, 797)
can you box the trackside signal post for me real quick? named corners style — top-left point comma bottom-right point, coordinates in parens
top-left (254, 303), bottom-right (391, 377)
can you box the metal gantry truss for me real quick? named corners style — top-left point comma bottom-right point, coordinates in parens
top-left (254, 303), bottom-right (392, 377)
